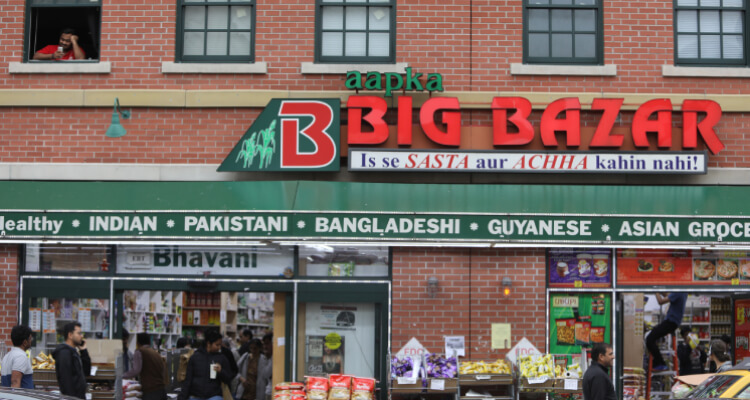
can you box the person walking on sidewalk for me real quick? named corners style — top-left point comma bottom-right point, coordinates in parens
top-left (582, 343), bottom-right (616, 400)
top-left (178, 328), bottom-right (233, 400)
top-left (53, 322), bottom-right (92, 399)
top-left (1, 325), bottom-right (34, 388)
top-left (122, 333), bottom-right (169, 400)
top-left (647, 292), bottom-right (687, 371)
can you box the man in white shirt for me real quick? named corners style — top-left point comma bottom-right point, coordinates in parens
top-left (1, 325), bottom-right (34, 388)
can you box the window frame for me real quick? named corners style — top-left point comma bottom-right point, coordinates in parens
top-left (673, 0), bottom-right (748, 66)
top-left (314, 0), bottom-right (397, 64)
top-left (522, 0), bottom-right (604, 65)
top-left (175, 0), bottom-right (256, 63)
top-left (23, 0), bottom-right (102, 63)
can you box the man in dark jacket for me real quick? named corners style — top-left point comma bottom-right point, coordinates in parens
top-left (123, 333), bottom-right (169, 400)
top-left (583, 343), bottom-right (616, 400)
top-left (179, 328), bottom-right (233, 400)
top-left (53, 322), bottom-right (91, 399)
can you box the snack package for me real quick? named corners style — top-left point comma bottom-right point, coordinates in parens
top-left (306, 376), bottom-right (330, 400)
top-left (556, 319), bottom-right (576, 345)
top-left (351, 377), bottom-right (376, 400)
top-left (590, 327), bottom-right (605, 343)
top-left (575, 321), bottom-right (591, 346)
top-left (328, 374), bottom-right (352, 400)
top-left (275, 383), bottom-right (305, 392)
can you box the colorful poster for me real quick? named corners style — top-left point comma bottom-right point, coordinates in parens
top-left (42, 309), bottom-right (56, 334)
top-left (548, 249), bottom-right (612, 288)
top-left (549, 293), bottom-right (611, 355)
top-left (305, 335), bottom-right (345, 376)
top-left (617, 249), bottom-right (750, 286)
top-left (735, 299), bottom-right (750, 361)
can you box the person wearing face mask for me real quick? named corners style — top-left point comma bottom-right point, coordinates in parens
top-left (1, 325), bottom-right (35, 388)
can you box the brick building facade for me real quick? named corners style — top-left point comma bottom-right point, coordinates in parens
top-left (1, 0), bottom-right (750, 395)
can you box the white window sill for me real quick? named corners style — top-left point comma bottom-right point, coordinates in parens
top-left (301, 62), bottom-right (409, 74)
top-left (662, 65), bottom-right (750, 78)
top-left (9, 61), bottom-right (111, 74)
top-left (510, 63), bottom-right (617, 76)
top-left (161, 62), bottom-right (268, 74)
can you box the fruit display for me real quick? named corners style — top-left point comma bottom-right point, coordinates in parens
top-left (458, 359), bottom-right (512, 375)
top-left (31, 352), bottom-right (55, 370)
top-left (391, 356), bottom-right (419, 378)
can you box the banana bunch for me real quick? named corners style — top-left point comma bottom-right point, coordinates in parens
top-left (519, 354), bottom-right (554, 378)
top-left (31, 352), bottom-right (56, 370)
top-left (459, 360), bottom-right (512, 375)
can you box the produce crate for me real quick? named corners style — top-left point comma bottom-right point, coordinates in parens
top-left (519, 377), bottom-right (556, 391)
top-left (390, 379), bottom-right (425, 393)
top-left (459, 373), bottom-right (514, 385)
top-left (552, 378), bottom-right (582, 392)
top-left (426, 378), bottom-right (458, 393)
top-left (33, 370), bottom-right (58, 385)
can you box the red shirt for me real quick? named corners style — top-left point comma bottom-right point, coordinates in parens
top-left (36, 45), bottom-right (85, 60)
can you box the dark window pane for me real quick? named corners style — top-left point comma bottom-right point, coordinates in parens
top-left (551, 9), bottom-right (572, 31)
top-left (575, 33), bottom-right (596, 57)
top-left (574, 9), bottom-right (596, 31)
top-left (551, 33), bottom-right (573, 57)
top-left (529, 9), bottom-right (549, 31)
top-left (529, 33), bottom-right (550, 57)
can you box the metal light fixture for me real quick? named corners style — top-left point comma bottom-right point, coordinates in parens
top-left (502, 277), bottom-right (512, 297)
top-left (105, 98), bottom-right (131, 138)
top-left (427, 276), bottom-right (439, 298)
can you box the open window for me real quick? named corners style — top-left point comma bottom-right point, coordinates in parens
top-left (26, 0), bottom-right (101, 61)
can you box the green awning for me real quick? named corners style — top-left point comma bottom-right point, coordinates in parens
top-left (0, 180), bottom-right (749, 245)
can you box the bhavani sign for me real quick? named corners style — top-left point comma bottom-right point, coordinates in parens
top-left (218, 93), bottom-right (724, 172)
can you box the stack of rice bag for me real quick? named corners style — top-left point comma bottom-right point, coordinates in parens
top-left (122, 379), bottom-right (143, 400)
top-left (273, 375), bottom-right (376, 400)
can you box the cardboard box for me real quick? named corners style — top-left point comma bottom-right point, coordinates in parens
top-left (86, 339), bottom-right (121, 364)
top-left (426, 378), bottom-right (458, 392)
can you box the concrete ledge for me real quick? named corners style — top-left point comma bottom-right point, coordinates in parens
top-left (510, 63), bottom-right (617, 76)
top-left (662, 64), bottom-right (750, 78)
top-left (0, 90), bottom-right (85, 106)
top-left (84, 90), bottom-right (186, 107)
top-left (301, 62), bottom-right (409, 74)
top-left (161, 61), bottom-right (268, 74)
top-left (9, 61), bottom-right (111, 74)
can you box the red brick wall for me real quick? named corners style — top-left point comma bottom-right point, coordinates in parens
top-left (392, 248), bottom-right (547, 358)
top-left (0, 0), bottom-right (748, 92)
top-left (0, 245), bottom-right (20, 348)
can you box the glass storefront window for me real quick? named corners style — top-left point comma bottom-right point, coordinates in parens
top-left (297, 302), bottom-right (376, 378)
top-left (298, 245), bottom-right (389, 277)
top-left (28, 296), bottom-right (109, 350)
top-left (25, 244), bottom-right (113, 273)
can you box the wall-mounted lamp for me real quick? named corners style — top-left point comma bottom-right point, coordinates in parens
top-left (502, 277), bottom-right (512, 297)
top-left (427, 276), bottom-right (439, 298)
top-left (105, 97), bottom-right (131, 138)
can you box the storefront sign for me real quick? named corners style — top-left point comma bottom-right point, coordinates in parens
top-left (548, 249), bottom-right (612, 288)
top-left (616, 249), bottom-right (750, 286)
top-left (345, 68), bottom-right (443, 96)
top-left (8, 212), bottom-right (750, 245)
top-left (396, 337), bottom-right (428, 358)
top-left (549, 293), bottom-right (611, 355)
top-left (219, 96), bottom-right (724, 172)
top-left (348, 150), bottom-right (707, 174)
top-left (116, 245), bottom-right (291, 276)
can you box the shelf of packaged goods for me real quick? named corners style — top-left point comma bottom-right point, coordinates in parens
top-left (183, 306), bottom-right (221, 310)
top-left (687, 322), bottom-right (711, 325)
top-left (711, 322), bottom-right (732, 325)
top-left (460, 396), bottom-right (512, 400)
top-left (237, 322), bottom-right (271, 327)
top-left (146, 331), bottom-right (181, 335)
top-left (183, 324), bottom-right (220, 328)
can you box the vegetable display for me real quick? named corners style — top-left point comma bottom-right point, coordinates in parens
top-left (390, 356), bottom-right (417, 378)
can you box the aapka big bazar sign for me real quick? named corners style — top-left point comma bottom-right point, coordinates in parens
top-left (217, 69), bottom-right (723, 174)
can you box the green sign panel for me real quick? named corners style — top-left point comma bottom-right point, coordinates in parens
top-left (218, 99), bottom-right (341, 172)
top-left (549, 293), bottom-right (611, 355)
top-left (3, 212), bottom-right (750, 244)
